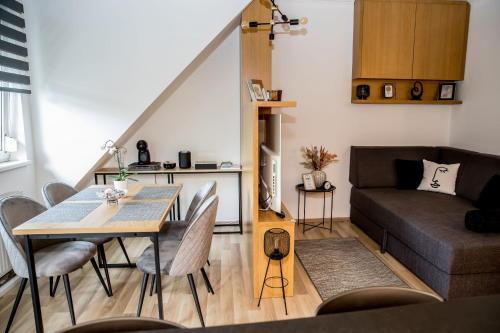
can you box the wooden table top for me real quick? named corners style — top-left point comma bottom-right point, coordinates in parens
top-left (13, 183), bottom-right (182, 236)
top-left (94, 166), bottom-right (241, 174)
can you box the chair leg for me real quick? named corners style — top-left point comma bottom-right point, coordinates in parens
top-left (49, 276), bottom-right (60, 297)
top-left (200, 268), bottom-right (214, 295)
top-left (62, 274), bottom-right (76, 325)
top-left (279, 259), bottom-right (288, 315)
top-left (206, 259), bottom-right (211, 267)
top-left (137, 273), bottom-right (149, 317)
top-left (98, 244), bottom-right (113, 296)
top-left (149, 274), bottom-right (156, 296)
top-left (117, 237), bottom-right (132, 267)
top-left (90, 258), bottom-right (111, 296)
top-left (5, 278), bottom-right (27, 333)
top-left (187, 273), bottom-right (205, 327)
top-left (257, 257), bottom-right (271, 307)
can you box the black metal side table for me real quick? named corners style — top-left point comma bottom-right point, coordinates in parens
top-left (296, 183), bottom-right (336, 233)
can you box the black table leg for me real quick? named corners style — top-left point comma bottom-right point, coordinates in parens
top-left (297, 189), bottom-right (301, 226)
top-left (94, 174), bottom-right (98, 185)
top-left (238, 172), bottom-right (243, 234)
top-left (103, 175), bottom-right (107, 185)
top-left (303, 193), bottom-right (306, 233)
top-left (24, 236), bottom-right (43, 333)
top-left (323, 192), bottom-right (326, 227)
top-left (330, 191), bottom-right (334, 232)
top-left (153, 234), bottom-right (163, 319)
top-left (177, 195), bottom-right (181, 220)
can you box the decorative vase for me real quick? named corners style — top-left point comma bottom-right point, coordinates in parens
top-left (113, 180), bottom-right (128, 195)
top-left (312, 170), bottom-right (326, 188)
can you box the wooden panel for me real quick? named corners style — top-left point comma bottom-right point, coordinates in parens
top-left (356, 0), bottom-right (416, 79)
top-left (13, 184), bottom-right (181, 235)
top-left (351, 78), bottom-right (462, 104)
top-left (413, 2), bottom-right (470, 80)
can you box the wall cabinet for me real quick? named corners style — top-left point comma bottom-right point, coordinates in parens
top-left (353, 0), bottom-right (470, 81)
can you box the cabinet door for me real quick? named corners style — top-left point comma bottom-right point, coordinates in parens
top-left (413, 2), bottom-right (470, 80)
top-left (357, 0), bottom-right (416, 79)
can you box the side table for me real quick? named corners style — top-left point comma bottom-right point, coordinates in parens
top-left (296, 183), bottom-right (336, 233)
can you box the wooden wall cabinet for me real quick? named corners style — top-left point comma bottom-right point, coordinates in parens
top-left (353, 0), bottom-right (470, 81)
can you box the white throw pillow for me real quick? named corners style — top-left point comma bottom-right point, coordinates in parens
top-left (417, 159), bottom-right (460, 195)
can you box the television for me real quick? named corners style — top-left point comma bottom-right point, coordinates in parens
top-left (259, 114), bottom-right (282, 214)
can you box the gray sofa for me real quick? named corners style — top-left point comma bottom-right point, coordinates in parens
top-left (349, 146), bottom-right (500, 299)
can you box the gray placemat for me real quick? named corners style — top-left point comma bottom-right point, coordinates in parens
top-left (66, 187), bottom-right (110, 202)
top-left (133, 186), bottom-right (177, 200)
top-left (110, 201), bottom-right (168, 221)
top-left (30, 202), bottom-right (102, 223)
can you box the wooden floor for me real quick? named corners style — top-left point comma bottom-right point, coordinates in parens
top-left (0, 220), bottom-right (437, 332)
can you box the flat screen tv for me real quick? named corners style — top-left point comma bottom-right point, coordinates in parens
top-left (259, 114), bottom-right (281, 214)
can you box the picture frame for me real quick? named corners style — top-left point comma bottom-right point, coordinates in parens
top-left (302, 173), bottom-right (316, 190)
top-left (247, 79), bottom-right (266, 101)
top-left (382, 83), bottom-right (394, 99)
top-left (438, 83), bottom-right (456, 100)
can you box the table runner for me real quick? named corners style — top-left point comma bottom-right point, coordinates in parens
top-left (110, 201), bottom-right (168, 221)
top-left (133, 186), bottom-right (177, 200)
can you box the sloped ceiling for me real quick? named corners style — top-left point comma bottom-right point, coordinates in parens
top-left (24, 0), bottom-right (251, 188)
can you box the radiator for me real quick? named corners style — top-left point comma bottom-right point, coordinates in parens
top-left (0, 191), bottom-right (22, 277)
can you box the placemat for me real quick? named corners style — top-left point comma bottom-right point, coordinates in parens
top-left (110, 201), bottom-right (168, 221)
top-left (66, 187), bottom-right (110, 202)
top-left (30, 202), bottom-right (102, 223)
top-left (133, 186), bottom-right (177, 200)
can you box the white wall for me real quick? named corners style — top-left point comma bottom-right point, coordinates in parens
top-left (24, 0), bottom-right (250, 190)
top-left (273, 0), bottom-right (453, 217)
top-left (450, 0), bottom-right (500, 155)
top-left (109, 26), bottom-right (241, 221)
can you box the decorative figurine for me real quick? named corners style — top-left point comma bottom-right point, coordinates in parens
top-left (410, 81), bottom-right (424, 100)
top-left (137, 140), bottom-right (151, 165)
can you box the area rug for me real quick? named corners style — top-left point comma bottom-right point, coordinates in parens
top-left (295, 238), bottom-right (407, 300)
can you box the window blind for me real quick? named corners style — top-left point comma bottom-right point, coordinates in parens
top-left (0, 0), bottom-right (30, 94)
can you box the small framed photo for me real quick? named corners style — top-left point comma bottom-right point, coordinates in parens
top-left (382, 83), bottom-right (394, 99)
top-left (302, 173), bottom-right (316, 190)
top-left (438, 83), bottom-right (456, 100)
top-left (247, 79), bottom-right (266, 101)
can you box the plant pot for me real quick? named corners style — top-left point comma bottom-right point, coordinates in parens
top-left (312, 170), bottom-right (326, 188)
top-left (113, 180), bottom-right (128, 195)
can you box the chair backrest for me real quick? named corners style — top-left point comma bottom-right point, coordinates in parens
top-left (315, 287), bottom-right (441, 316)
top-left (168, 195), bottom-right (218, 276)
top-left (0, 196), bottom-right (54, 278)
top-left (42, 182), bottom-right (78, 208)
top-left (56, 317), bottom-right (184, 332)
top-left (184, 181), bottom-right (216, 222)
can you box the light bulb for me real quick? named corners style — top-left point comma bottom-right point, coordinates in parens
top-left (300, 16), bottom-right (309, 25)
top-left (241, 20), bottom-right (249, 29)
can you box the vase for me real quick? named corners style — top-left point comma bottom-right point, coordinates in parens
top-left (113, 180), bottom-right (128, 195)
top-left (312, 170), bottom-right (326, 188)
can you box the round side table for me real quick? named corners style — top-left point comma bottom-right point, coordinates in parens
top-left (296, 183), bottom-right (336, 233)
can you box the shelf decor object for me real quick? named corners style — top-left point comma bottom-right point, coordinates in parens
top-left (241, 0), bottom-right (308, 40)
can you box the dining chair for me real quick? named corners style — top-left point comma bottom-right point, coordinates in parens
top-left (147, 181), bottom-right (217, 297)
top-left (136, 195), bottom-right (219, 327)
top-left (0, 196), bottom-right (109, 331)
top-left (42, 182), bottom-right (133, 296)
top-left (315, 287), bottom-right (442, 316)
top-left (57, 317), bottom-right (184, 332)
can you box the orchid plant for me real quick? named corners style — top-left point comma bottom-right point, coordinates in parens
top-left (101, 140), bottom-right (136, 181)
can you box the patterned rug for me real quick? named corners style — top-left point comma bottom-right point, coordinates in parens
top-left (295, 238), bottom-right (407, 300)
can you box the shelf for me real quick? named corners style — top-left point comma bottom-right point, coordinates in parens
top-left (258, 203), bottom-right (295, 224)
top-left (253, 101), bottom-right (297, 108)
top-left (352, 99), bottom-right (462, 105)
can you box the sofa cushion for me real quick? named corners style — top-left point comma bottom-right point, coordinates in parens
top-left (475, 175), bottom-right (500, 210)
top-left (439, 147), bottom-right (500, 202)
top-left (395, 159), bottom-right (424, 189)
top-left (351, 187), bottom-right (500, 274)
top-left (350, 146), bottom-right (439, 188)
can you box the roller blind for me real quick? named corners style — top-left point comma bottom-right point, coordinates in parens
top-left (0, 0), bottom-right (30, 94)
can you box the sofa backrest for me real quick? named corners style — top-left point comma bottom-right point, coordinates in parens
top-left (439, 147), bottom-right (500, 202)
top-left (349, 146), bottom-right (440, 188)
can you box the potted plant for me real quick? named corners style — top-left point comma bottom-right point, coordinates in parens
top-left (101, 140), bottom-right (136, 193)
top-left (301, 146), bottom-right (338, 187)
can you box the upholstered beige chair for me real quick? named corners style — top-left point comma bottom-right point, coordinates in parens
top-left (0, 196), bottom-right (109, 331)
top-left (137, 195), bottom-right (219, 327)
top-left (315, 287), bottom-right (442, 316)
top-left (148, 181), bottom-right (217, 297)
top-left (42, 182), bottom-right (133, 296)
top-left (57, 317), bottom-right (184, 332)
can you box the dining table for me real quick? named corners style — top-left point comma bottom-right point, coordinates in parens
top-left (12, 183), bottom-right (182, 333)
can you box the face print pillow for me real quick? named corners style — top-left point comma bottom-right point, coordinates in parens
top-left (417, 159), bottom-right (460, 195)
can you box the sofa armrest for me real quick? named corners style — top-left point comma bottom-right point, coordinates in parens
top-left (349, 146), bottom-right (440, 188)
